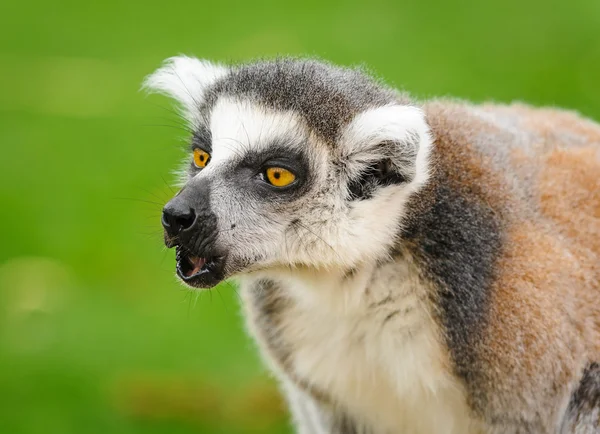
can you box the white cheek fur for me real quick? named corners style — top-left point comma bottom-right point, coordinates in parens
top-left (270, 104), bottom-right (433, 270)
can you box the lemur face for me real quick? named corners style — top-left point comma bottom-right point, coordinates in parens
top-left (146, 57), bottom-right (432, 288)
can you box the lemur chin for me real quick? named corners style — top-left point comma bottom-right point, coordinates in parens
top-left (145, 56), bottom-right (600, 434)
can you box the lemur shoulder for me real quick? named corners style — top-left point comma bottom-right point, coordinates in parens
top-left (146, 56), bottom-right (600, 434)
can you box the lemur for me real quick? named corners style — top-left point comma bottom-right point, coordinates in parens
top-left (144, 56), bottom-right (600, 433)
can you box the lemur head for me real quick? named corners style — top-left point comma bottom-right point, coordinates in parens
top-left (145, 56), bottom-right (432, 288)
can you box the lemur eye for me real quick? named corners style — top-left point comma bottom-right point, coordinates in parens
top-left (193, 148), bottom-right (211, 168)
top-left (265, 167), bottom-right (296, 187)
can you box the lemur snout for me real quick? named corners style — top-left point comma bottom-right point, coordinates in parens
top-left (161, 199), bottom-right (196, 240)
top-left (161, 182), bottom-right (224, 288)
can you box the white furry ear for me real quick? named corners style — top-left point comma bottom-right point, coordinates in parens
top-left (340, 104), bottom-right (432, 187)
top-left (143, 55), bottom-right (229, 124)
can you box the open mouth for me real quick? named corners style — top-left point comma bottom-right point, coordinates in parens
top-left (175, 247), bottom-right (225, 288)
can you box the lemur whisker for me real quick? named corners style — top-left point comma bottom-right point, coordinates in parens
top-left (288, 223), bottom-right (305, 265)
top-left (213, 138), bottom-right (245, 160)
top-left (145, 114), bottom-right (192, 131)
top-left (215, 287), bottom-right (228, 313)
top-left (230, 133), bottom-right (252, 156)
top-left (159, 247), bottom-right (169, 268)
top-left (256, 115), bottom-right (270, 150)
top-left (180, 292), bottom-right (192, 321)
top-left (115, 197), bottom-right (164, 206)
top-left (137, 230), bottom-right (164, 238)
top-left (141, 123), bottom-right (193, 134)
top-left (283, 223), bottom-right (293, 271)
top-left (293, 220), bottom-right (344, 265)
top-left (233, 110), bottom-right (252, 155)
top-left (148, 101), bottom-right (189, 124)
top-left (223, 281), bottom-right (241, 302)
top-left (241, 122), bottom-right (250, 151)
top-left (288, 221), bottom-right (314, 267)
top-left (172, 68), bottom-right (202, 110)
top-left (134, 186), bottom-right (170, 204)
top-left (159, 175), bottom-right (176, 195)
top-left (216, 138), bottom-right (247, 159)
top-left (192, 289), bottom-right (202, 310)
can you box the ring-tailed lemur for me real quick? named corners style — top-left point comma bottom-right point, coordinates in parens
top-left (144, 56), bottom-right (600, 434)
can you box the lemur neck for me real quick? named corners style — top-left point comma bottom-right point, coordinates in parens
top-left (245, 254), bottom-right (427, 319)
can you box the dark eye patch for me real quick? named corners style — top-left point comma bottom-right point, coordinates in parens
top-left (347, 159), bottom-right (406, 201)
top-left (186, 126), bottom-right (213, 175)
top-left (233, 143), bottom-right (311, 200)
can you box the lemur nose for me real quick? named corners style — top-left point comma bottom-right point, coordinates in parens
top-left (162, 200), bottom-right (196, 238)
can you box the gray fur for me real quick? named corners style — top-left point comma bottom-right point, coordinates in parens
top-left (562, 363), bottom-right (600, 433)
top-left (401, 171), bottom-right (503, 416)
top-left (201, 58), bottom-right (407, 144)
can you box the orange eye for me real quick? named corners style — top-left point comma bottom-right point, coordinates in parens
top-left (193, 148), bottom-right (210, 168)
top-left (265, 167), bottom-right (296, 187)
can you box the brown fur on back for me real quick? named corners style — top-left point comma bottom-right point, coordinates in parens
top-left (422, 101), bottom-right (600, 431)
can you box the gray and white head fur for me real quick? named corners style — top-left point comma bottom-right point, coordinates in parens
top-left (145, 56), bottom-right (432, 287)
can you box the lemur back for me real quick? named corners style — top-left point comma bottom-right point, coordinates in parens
top-left (413, 102), bottom-right (600, 432)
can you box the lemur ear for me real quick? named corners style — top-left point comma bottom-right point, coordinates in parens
top-left (340, 104), bottom-right (432, 198)
top-left (143, 55), bottom-right (229, 124)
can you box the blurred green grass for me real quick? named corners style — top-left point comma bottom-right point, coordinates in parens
top-left (0, 0), bottom-right (599, 433)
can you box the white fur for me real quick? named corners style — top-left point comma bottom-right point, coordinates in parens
top-left (143, 55), bottom-right (228, 126)
top-left (340, 104), bottom-right (433, 190)
top-left (208, 98), bottom-right (310, 164)
top-left (241, 260), bottom-right (480, 433)
top-left (283, 380), bottom-right (332, 434)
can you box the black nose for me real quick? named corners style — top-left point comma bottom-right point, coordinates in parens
top-left (162, 200), bottom-right (196, 238)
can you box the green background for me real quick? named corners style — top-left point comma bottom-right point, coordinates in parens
top-left (1, 1), bottom-right (599, 433)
